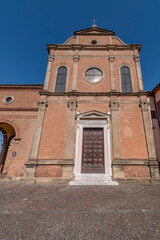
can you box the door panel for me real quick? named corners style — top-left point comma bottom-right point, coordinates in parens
top-left (81, 128), bottom-right (105, 173)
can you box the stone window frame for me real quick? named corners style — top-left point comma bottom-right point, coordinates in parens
top-left (83, 66), bottom-right (105, 84)
top-left (90, 39), bottom-right (98, 45)
top-left (53, 64), bottom-right (69, 92)
top-left (74, 111), bottom-right (112, 177)
top-left (3, 95), bottom-right (14, 104)
top-left (118, 63), bottom-right (135, 92)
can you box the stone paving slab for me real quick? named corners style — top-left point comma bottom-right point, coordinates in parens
top-left (0, 182), bottom-right (159, 240)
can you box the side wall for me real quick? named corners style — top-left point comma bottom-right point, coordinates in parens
top-left (0, 86), bottom-right (41, 178)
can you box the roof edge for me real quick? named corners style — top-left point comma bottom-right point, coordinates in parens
top-left (0, 84), bottom-right (43, 90)
top-left (74, 26), bottom-right (115, 35)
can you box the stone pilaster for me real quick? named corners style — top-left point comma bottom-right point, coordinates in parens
top-left (65, 100), bottom-right (77, 160)
top-left (43, 55), bottom-right (54, 91)
top-left (110, 100), bottom-right (121, 159)
top-left (110, 99), bottom-right (124, 178)
top-left (24, 101), bottom-right (48, 178)
top-left (134, 55), bottom-right (144, 91)
top-left (108, 55), bottom-right (116, 91)
top-left (140, 100), bottom-right (159, 178)
top-left (72, 55), bottom-right (80, 91)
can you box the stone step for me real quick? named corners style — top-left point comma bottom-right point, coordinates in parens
top-left (69, 174), bottom-right (118, 185)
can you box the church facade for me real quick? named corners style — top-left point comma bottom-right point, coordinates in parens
top-left (0, 25), bottom-right (159, 184)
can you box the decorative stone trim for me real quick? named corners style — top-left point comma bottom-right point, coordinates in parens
top-left (139, 101), bottom-right (149, 110)
top-left (112, 159), bottom-right (149, 166)
top-left (108, 55), bottom-right (115, 62)
top-left (109, 100), bottom-right (119, 110)
top-left (0, 85), bottom-right (42, 90)
top-left (73, 55), bottom-right (80, 62)
top-left (48, 55), bottom-right (54, 62)
top-left (40, 90), bottom-right (148, 97)
top-left (67, 100), bottom-right (77, 110)
top-left (37, 159), bottom-right (74, 165)
top-left (0, 107), bottom-right (38, 111)
top-left (134, 55), bottom-right (140, 62)
top-left (37, 101), bottom-right (48, 110)
top-left (47, 44), bottom-right (142, 52)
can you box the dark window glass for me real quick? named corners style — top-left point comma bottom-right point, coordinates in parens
top-left (121, 66), bottom-right (132, 93)
top-left (55, 66), bottom-right (67, 92)
top-left (5, 97), bottom-right (12, 103)
top-left (157, 101), bottom-right (160, 114)
top-left (151, 111), bottom-right (157, 119)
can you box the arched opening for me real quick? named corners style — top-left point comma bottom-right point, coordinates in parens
top-left (0, 123), bottom-right (15, 173)
top-left (121, 66), bottom-right (132, 93)
top-left (55, 66), bottom-right (67, 92)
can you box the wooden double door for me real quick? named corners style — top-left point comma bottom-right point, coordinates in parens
top-left (81, 128), bottom-right (105, 173)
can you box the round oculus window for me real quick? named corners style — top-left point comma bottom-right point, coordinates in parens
top-left (3, 96), bottom-right (14, 104)
top-left (91, 39), bottom-right (97, 45)
top-left (85, 67), bottom-right (103, 83)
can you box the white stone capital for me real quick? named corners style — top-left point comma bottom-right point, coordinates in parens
top-left (37, 101), bottom-right (48, 110)
top-left (108, 55), bottom-right (115, 62)
top-left (139, 101), bottom-right (149, 110)
top-left (134, 55), bottom-right (140, 62)
top-left (48, 55), bottom-right (54, 62)
top-left (73, 55), bottom-right (80, 62)
top-left (110, 101), bottom-right (119, 110)
top-left (67, 100), bottom-right (77, 111)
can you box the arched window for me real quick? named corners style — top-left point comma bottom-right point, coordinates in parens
top-left (121, 66), bottom-right (132, 93)
top-left (0, 131), bottom-right (3, 154)
top-left (55, 66), bottom-right (67, 92)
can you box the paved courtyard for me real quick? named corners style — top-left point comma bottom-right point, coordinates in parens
top-left (0, 182), bottom-right (160, 240)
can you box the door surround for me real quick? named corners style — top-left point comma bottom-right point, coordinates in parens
top-left (69, 110), bottom-right (118, 185)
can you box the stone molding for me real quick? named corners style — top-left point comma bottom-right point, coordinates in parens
top-left (108, 55), bottom-right (115, 62)
top-left (0, 85), bottom-right (42, 90)
top-left (40, 90), bottom-right (148, 97)
top-left (0, 107), bottom-right (38, 111)
top-left (48, 55), bottom-right (54, 62)
top-left (53, 55), bottom-right (134, 59)
top-left (26, 159), bottom-right (74, 166)
top-left (148, 159), bottom-right (159, 166)
top-left (110, 100), bottom-right (119, 110)
top-left (112, 158), bottom-right (149, 166)
top-left (37, 159), bottom-right (74, 165)
top-left (73, 55), bottom-right (80, 62)
top-left (47, 44), bottom-right (142, 52)
top-left (67, 100), bottom-right (77, 110)
top-left (37, 101), bottom-right (48, 110)
top-left (139, 101), bottom-right (149, 110)
top-left (134, 55), bottom-right (140, 62)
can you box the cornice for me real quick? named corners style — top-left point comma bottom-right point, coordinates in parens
top-left (0, 108), bottom-right (38, 111)
top-left (40, 91), bottom-right (148, 97)
top-left (47, 44), bottom-right (142, 53)
top-left (0, 85), bottom-right (43, 90)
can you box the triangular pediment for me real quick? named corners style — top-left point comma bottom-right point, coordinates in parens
top-left (77, 110), bottom-right (111, 120)
top-left (74, 26), bottom-right (115, 36)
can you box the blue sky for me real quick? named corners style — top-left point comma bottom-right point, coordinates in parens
top-left (0, 0), bottom-right (159, 90)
